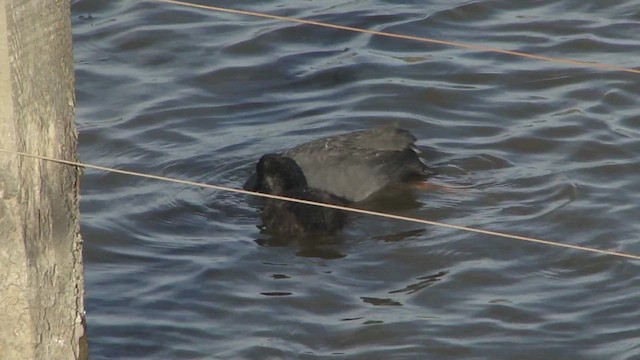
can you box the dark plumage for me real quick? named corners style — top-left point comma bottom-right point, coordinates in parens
top-left (245, 126), bottom-right (433, 202)
top-left (254, 154), bottom-right (349, 237)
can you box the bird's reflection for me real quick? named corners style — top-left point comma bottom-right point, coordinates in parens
top-left (254, 232), bottom-right (347, 260)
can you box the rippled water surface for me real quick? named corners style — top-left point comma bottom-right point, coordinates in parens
top-left (72, 1), bottom-right (640, 359)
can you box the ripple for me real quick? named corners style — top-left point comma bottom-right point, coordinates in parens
top-left (75, 0), bottom-right (640, 359)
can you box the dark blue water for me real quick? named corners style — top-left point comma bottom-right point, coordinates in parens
top-left (73, 1), bottom-right (640, 359)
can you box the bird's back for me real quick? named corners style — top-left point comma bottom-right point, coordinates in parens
top-left (283, 127), bottom-right (431, 201)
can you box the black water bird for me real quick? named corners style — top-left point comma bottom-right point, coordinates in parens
top-left (245, 126), bottom-right (434, 202)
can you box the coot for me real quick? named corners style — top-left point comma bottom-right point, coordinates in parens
top-left (254, 154), bottom-right (349, 237)
top-left (245, 126), bottom-right (433, 202)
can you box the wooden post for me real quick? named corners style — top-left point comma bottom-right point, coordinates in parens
top-left (0, 1), bottom-right (86, 359)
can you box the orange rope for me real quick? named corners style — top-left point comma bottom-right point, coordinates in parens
top-left (1, 148), bottom-right (638, 260)
top-left (154, 0), bottom-right (640, 75)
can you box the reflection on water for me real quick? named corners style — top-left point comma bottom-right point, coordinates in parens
top-left (255, 232), bottom-right (348, 260)
top-left (389, 270), bottom-right (448, 295)
top-left (74, 0), bottom-right (640, 359)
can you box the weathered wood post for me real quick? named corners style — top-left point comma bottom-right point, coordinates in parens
top-left (0, 1), bottom-right (86, 359)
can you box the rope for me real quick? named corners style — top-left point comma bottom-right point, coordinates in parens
top-left (1, 148), bottom-right (638, 260)
top-left (153, 0), bottom-right (640, 75)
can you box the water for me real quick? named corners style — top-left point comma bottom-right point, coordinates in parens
top-left (72, 0), bottom-right (640, 359)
